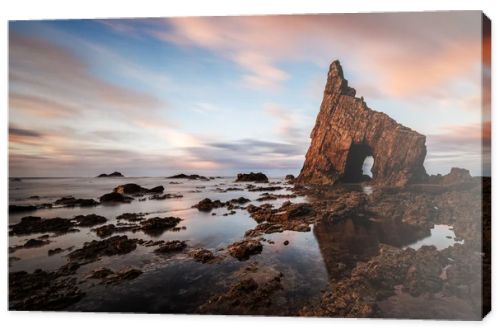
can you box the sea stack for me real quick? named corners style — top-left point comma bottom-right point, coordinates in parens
top-left (296, 60), bottom-right (428, 186)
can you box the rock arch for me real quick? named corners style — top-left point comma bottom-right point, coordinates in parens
top-left (297, 60), bottom-right (428, 186)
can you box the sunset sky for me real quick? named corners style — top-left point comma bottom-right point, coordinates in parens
top-left (9, 11), bottom-right (490, 177)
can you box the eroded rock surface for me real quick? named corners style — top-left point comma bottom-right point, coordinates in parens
top-left (297, 60), bottom-right (427, 186)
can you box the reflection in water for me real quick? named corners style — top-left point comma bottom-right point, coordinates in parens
top-left (314, 215), bottom-right (431, 279)
top-left (406, 224), bottom-right (463, 251)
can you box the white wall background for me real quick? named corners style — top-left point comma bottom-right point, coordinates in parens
top-left (1, 0), bottom-right (498, 333)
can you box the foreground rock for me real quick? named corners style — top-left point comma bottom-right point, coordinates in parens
top-left (300, 242), bottom-right (483, 319)
top-left (116, 212), bottom-right (146, 222)
top-left (10, 216), bottom-right (76, 236)
top-left (296, 60), bottom-right (427, 186)
top-left (199, 267), bottom-right (284, 315)
top-left (73, 214), bottom-right (107, 227)
top-left (68, 236), bottom-right (137, 262)
top-left (235, 172), bottom-right (269, 183)
top-left (140, 217), bottom-right (182, 235)
top-left (9, 269), bottom-right (84, 310)
top-left (154, 240), bottom-right (187, 254)
top-left (190, 248), bottom-right (217, 263)
top-left (227, 239), bottom-right (263, 260)
top-left (85, 267), bottom-right (142, 285)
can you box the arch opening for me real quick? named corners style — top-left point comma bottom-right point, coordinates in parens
top-left (342, 143), bottom-right (374, 182)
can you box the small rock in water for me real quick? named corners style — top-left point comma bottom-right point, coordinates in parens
top-left (154, 240), bottom-right (187, 254)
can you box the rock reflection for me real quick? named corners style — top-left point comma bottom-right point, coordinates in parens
top-left (314, 215), bottom-right (431, 279)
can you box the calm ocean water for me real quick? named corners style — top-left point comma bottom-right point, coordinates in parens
top-left (8, 176), bottom-right (461, 313)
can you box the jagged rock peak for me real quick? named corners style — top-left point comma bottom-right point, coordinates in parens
top-left (297, 60), bottom-right (428, 187)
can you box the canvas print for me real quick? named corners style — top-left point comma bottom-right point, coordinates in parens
top-left (8, 11), bottom-right (491, 319)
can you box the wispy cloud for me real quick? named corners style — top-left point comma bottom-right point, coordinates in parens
top-left (149, 12), bottom-right (481, 97)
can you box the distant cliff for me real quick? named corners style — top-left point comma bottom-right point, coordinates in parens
top-left (297, 60), bottom-right (427, 186)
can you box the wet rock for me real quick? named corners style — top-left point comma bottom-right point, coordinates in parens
top-left (216, 187), bottom-right (244, 192)
top-left (140, 217), bottom-right (182, 234)
top-left (85, 267), bottom-right (114, 279)
top-left (246, 202), bottom-right (314, 224)
top-left (73, 214), bottom-right (107, 227)
top-left (228, 197), bottom-right (251, 205)
top-left (296, 60), bottom-right (427, 187)
top-left (136, 239), bottom-right (165, 247)
top-left (154, 240), bottom-right (187, 254)
top-left (117, 212), bottom-right (146, 222)
top-left (300, 245), bottom-right (449, 318)
top-left (227, 239), bottom-right (263, 260)
top-left (167, 173), bottom-right (209, 181)
top-left (10, 216), bottom-right (75, 236)
top-left (322, 191), bottom-right (367, 221)
top-left (199, 274), bottom-right (284, 315)
top-left (193, 197), bottom-right (250, 212)
top-left (113, 183), bottom-right (147, 194)
top-left (9, 205), bottom-right (37, 213)
top-left (285, 174), bottom-right (295, 182)
top-left (149, 193), bottom-right (183, 200)
top-left (48, 248), bottom-right (64, 256)
top-left (192, 198), bottom-right (225, 211)
top-left (68, 236), bottom-right (137, 261)
top-left (54, 196), bottom-right (99, 207)
top-left (248, 186), bottom-right (283, 192)
top-left (99, 192), bottom-right (133, 203)
top-left (190, 248), bottom-right (216, 263)
top-left (9, 269), bottom-right (84, 310)
top-left (101, 268), bottom-right (143, 285)
top-left (93, 224), bottom-right (118, 238)
top-left (92, 222), bottom-right (139, 238)
top-left (57, 262), bottom-right (81, 276)
top-left (24, 238), bottom-right (50, 248)
top-left (283, 240), bottom-right (289, 246)
top-left (97, 171), bottom-right (124, 177)
top-left (245, 222), bottom-right (283, 237)
top-left (257, 193), bottom-right (297, 201)
top-left (235, 172), bottom-right (269, 183)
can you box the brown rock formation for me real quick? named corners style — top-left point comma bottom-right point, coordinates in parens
top-left (297, 60), bottom-right (428, 186)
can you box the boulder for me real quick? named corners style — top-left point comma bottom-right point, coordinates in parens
top-left (235, 172), bottom-right (269, 183)
top-left (73, 214), bottom-right (107, 227)
top-left (227, 239), bottom-right (263, 260)
top-left (297, 60), bottom-right (427, 187)
top-left (99, 192), bottom-right (133, 203)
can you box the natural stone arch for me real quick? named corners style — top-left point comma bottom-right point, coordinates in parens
top-left (297, 60), bottom-right (428, 187)
top-left (340, 142), bottom-right (373, 182)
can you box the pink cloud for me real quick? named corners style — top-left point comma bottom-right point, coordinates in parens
top-left (155, 12), bottom-right (482, 97)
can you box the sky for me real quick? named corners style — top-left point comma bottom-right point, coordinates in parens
top-left (8, 11), bottom-right (490, 177)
